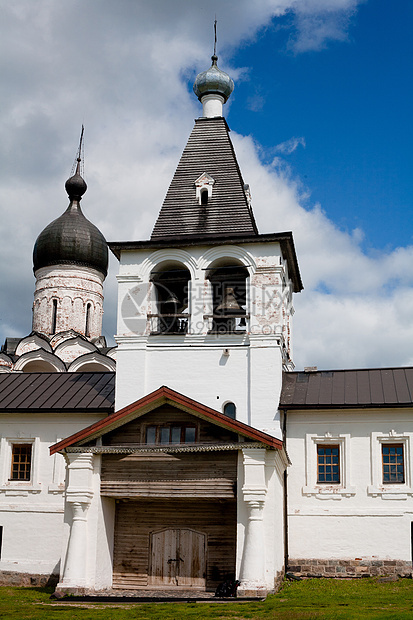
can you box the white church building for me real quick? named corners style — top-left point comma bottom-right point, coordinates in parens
top-left (0, 53), bottom-right (412, 596)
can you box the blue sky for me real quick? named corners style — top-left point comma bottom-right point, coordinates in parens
top-left (226, 0), bottom-right (413, 251)
top-left (0, 0), bottom-right (413, 369)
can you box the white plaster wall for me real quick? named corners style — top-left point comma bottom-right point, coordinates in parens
top-left (288, 514), bottom-right (412, 560)
top-left (0, 412), bottom-right (105, 575)
top-left (286, 409), bottom-right (413, 562)
top-left (115, 341), bottom-right (283, 435)
top-left (0, 510), bottom-right (64, 575)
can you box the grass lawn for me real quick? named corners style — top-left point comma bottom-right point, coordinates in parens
top-left (0, 578), bottom-right (412, 619)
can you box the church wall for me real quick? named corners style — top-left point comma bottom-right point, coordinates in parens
top-left (115, 343), bottom-right (283, 435)
top-left (0, 412), bottom-right (105, 580)
top-left (286, 408), bottom-right (413, 576)
top-left (115, 241), bottom-right (293, 437)
top-left (32, 265), bottom-right (104, 339)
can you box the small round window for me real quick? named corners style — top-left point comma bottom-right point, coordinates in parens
top-left (223, 402), bottom-right (236, 419)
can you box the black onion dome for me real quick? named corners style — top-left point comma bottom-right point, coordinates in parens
top-left (33, 168), bottom-right (108, 277)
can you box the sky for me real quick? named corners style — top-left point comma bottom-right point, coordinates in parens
top-left (0, 0), bottom-right (412, 370)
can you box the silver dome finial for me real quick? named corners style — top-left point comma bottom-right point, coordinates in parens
top-left (193, 23), bottom-right (234, 117)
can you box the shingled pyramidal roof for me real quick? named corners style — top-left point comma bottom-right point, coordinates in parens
top-left (151, 55), bottom-right (258, 240)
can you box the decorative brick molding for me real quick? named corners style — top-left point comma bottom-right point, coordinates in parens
top-left (287, 559), bottom-right (412, 578)
top-left (0, 571), bottom-right (58, 587)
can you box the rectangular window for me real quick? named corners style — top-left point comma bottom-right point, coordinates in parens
top-left (317, 445), bottom-right (340, 484)
top-left (144, 424), bottom-right (197, 445)
top-left (382, 444), bottom-right (404, 484)
top-left (10, 444), bottom-right (32, 481)
top-left (145, 426), bottom-right (157, 444)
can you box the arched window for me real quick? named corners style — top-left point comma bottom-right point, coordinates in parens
top-left (200, 189), bottom-right (208, 205)
top-left (207, 263), bottom-right (248, 334)
top-left (223, 402), bottom-right (236, 419)
top-left (51, 299), bottom-right (58, 335)
top-left (85, 303), bottom-right (91, 338)
top-left (150, 263), bottom-right (190, 334)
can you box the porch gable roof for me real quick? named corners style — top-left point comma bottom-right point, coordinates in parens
top-left (50, 385), bottom-right (282, 454)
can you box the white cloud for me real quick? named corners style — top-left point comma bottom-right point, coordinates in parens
top-left (2, 0), bottom-right (409, 374)
top-left (289, 0), bottom-right (363, 52)
top-left (275, 136), bottom-right (306, 154)
top-left (232, 131), bottom-right (413, 369)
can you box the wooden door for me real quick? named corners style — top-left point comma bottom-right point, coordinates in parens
top-left (149, 528), bottom-right (206, 588)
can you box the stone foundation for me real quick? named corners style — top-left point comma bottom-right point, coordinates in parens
top-left (237, 568), bottom-right (284, 598)
top-left (237, 586), bottom-right (268, 598)
top-left (287, 558), bottom-right (412, 578)
top-left (274, 568), bottom-right (284, 591)
top-left (0, 570), bottom-right (59, 588)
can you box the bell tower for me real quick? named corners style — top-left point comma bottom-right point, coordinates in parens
top-left (110, 53), bottom-right (302, 437)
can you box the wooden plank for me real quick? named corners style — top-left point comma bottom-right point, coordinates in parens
top-left (101, 450), bottom-right (237, 499)
top-left (112, 499), bottom-right (236, 590)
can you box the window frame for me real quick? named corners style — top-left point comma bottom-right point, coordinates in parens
top-left (317, 444), bottom-right (340, 484)
top-left (0, 437), bottom-right (41, 494)
top-left (223, 402), bottom-right (236, 420)
top-left (143, 423), bottom-right (198, 446)
top-left (302, 433), bottom-right (355, 498)
top-left (382, 443), bottom-right (405, 484)
top-left (9, 443), bottom-right (32, 482)
top-left (368, 432), bottom-right (412, 498)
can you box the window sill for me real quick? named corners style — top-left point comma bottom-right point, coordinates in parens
top-left (367, 485), bottom-right (413, 499)
top-left (0, 483), bottom-right (42, 496)
top-left (48, 483), bottom-right (65, 494)
top-left (302, 485), bottom-right (356, 499)
top-left (149, 331), bottom-right (188, 336)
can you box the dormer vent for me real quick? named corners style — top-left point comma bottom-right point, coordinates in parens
top-left (194, 172), bottom-right (215, 205)
top-left (244, 184), bottom-right (252, 208)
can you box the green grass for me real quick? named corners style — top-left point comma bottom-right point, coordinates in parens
top-left (0, 578), bottom-right (412, 619)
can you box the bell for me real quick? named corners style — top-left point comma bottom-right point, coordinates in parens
top-left (163, 291), bottom-right (179, 306)
top-left (216, 287), bottom-right (242, 314)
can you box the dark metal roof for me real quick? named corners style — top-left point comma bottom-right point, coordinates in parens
top-left (109, 231), bottom-right (303, 293)
top-left (0, 372), bottom-right (115, 412)
top-left (150, 117), bottom-right (258, 239)
top-left (280, 367), bottom-right (413, 409)
top-left (1, 338), bottom-right (21, 355)
top-left (33, 201), bottom-right (108, 277)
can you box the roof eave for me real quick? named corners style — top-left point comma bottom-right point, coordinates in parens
top-left (50, 385), bottom-right (282, 454)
